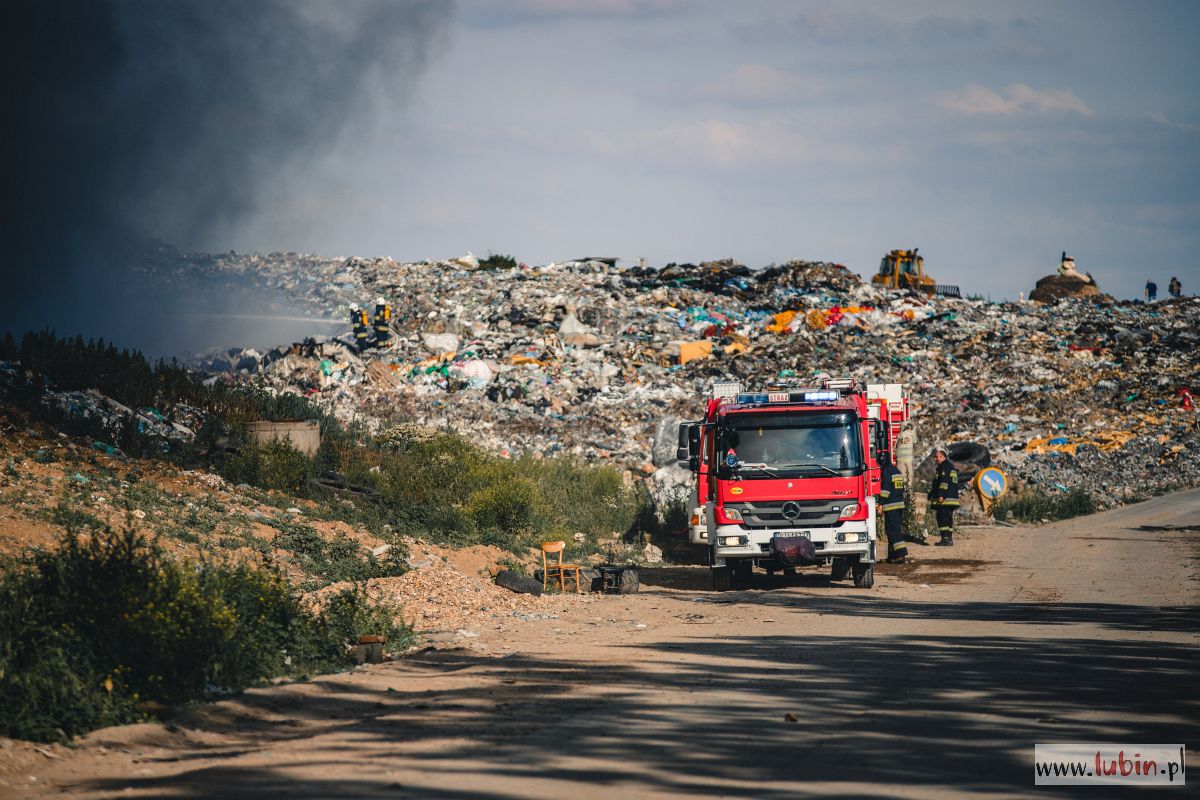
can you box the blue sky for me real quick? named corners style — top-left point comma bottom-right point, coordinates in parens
top-left (220, 0), bottom-right (1200, 301)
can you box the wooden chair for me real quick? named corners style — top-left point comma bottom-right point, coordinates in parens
top-left (541, 541), bottom-right (584, 593)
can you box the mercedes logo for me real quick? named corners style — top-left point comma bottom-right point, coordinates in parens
top-left (781, 501), bottom-right (801, 520)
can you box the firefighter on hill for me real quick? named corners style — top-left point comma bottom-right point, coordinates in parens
top-left (929, 444), bottom-right (959, 546)
top-left (350, 303), bottom-right (370, 352)
top-left (373, 297), bottom-right (392, 348)
top-left (879, 457), bottom-right (907, 563)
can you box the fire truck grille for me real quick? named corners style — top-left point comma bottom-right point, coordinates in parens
top-left (725, 501), bottom-right (844, 528)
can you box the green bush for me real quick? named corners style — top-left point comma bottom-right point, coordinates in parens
top-left (270, 521), bottom-right (404, 586)
top-left (220, 440), bottom-right (312, 492)
top-left (468, 479), bottom-right (543, 539)
top-left (0, 525), bottom-right (411, 743)
top-left (477, 252), bottom-right (518, 270)
top-left (994, 487), bottom-right (1096, 523)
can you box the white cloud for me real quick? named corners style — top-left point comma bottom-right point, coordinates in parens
top-left (935, 83), bottom-right (1093, 116)
top-left (1147, 112), bottom-right (1199, 132)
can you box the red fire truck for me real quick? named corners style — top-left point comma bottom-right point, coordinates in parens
top-left (678, 379), bottom-right (908, 591)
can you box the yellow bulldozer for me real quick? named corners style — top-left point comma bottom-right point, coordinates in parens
top-left (871, 248), bottom-right (960, 298)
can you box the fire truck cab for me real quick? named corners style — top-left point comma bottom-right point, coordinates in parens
top-left (678, 379), bottom-right (907, 591)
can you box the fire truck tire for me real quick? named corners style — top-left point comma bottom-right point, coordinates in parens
top-left (731, 560), bottom-right (753, 586)
top-left (852, 563), bottom-right (874, 589)
top-left (831, 557), bottom-right (850, 581)
top-left (712, 566), bottom-right (732, 592)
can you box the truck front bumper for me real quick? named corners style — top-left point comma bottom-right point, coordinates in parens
top-left (712, 520), bottom-right (875, 563)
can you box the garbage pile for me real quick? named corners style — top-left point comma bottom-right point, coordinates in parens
top-left (166, 250), bottom-right (1200, 511)
top-left (1029, 274), bottom-right (1104, 304)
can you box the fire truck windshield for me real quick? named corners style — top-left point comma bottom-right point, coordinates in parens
top-left (716, 412), bottom-right (863, 478)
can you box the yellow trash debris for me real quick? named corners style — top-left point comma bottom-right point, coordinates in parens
top-left (1026, 430), bottom-right (1135, 455)
top-left (765, 310), bottom-right (797, 334)
top-left (678, 340), bottom-right (714, 365)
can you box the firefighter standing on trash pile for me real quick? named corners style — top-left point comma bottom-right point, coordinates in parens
top-left (373, 297), bottom-right (392, 348)
top-left (929, 445), bottom-right (959, 546)
top-left (350, 303), bottom-right (370, 352)
top-left (1169, 276), bottom-right (1182, 298)
top-left (879, 457), bottom-right (907, 563)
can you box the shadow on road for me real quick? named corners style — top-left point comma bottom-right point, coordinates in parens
top-left (73, 596), bottom-right (1198, 799)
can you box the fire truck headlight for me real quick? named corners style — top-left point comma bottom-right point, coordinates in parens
top-left (838, 503), bottom-right (860, 520)
top-left (720, 536), bottom-right (747, 546)
top-left (722, 507), bottom-right (743, 521)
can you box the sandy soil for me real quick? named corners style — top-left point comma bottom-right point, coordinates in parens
top-left (2, 490), bottom-right (1197, 799)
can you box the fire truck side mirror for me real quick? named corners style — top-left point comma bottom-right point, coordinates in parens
top-left (870, 421), bottom-right (888, 462)
top-left (676, 423), bottom-right (690, 462)
top-left (677, 422), bottom-right (701, 471)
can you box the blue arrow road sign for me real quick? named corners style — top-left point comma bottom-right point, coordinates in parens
top-left (976, 466), bottom-right (1009, 499)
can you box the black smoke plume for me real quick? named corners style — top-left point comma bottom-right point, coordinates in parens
top-left (1, 0), bottom-right (452, 356)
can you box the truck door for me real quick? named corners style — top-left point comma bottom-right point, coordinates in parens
top-left (865, 419), bottom-right (882, 496)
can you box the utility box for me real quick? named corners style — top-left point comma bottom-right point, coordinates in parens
top-left (246, 420), bottom-right (320, 457)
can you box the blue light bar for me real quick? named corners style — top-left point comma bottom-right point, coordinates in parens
top-left (736, 393), bottom-right (770, 404)
top-left (803, 390), bottom-right (839, 402)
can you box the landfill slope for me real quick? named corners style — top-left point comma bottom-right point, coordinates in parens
top-left (162, 250), bottom-right (1200, 509)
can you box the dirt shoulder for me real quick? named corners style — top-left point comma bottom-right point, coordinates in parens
top-left (3, 490), bottom-right (1197, 799)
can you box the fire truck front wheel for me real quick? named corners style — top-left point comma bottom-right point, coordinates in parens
top-left (852, 562), bottom-right (874, 589)
top-left (712, 565), bottom-right (732, 592)
top-left (731, 559), bottom-right (753, 586)
top-left (831, 557), bottom-right (851, 581)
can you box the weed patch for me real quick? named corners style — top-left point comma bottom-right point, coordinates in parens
top-left (994, 487), bottom-right (1096, 523)
top-left (0, 525), bottom-right (411, 743)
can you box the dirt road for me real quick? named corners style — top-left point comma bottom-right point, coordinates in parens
top-left (5, 491), bottom-right (1198, 799)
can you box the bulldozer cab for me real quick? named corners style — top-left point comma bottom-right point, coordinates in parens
top-left (875, 249), bottom-right (925, 287)
top-left (872, 248), bottom-right (961, 298)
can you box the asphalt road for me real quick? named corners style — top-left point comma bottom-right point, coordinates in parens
top-left (8, 489), bottom-right (1198, 799)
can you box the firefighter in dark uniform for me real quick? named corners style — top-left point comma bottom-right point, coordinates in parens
top-left (879, 457), bottom-right (907, 562)
top-left (350, 303), bottom-right (371, 352)
top-left (373, 296), bottom-right (392, 348)
top-left (929, 445), bottom-right (959, 546)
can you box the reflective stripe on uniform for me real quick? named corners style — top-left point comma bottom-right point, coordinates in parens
top-left (881, 502), bottom-right (904, 512)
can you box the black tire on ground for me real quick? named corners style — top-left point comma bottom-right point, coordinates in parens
top-left (731, 559), bottom-right (752, 586)
top-left (948, 441), bottom-right (990, 468)
top-left (830, 557), bottom-right (850, 581)
top-left (495, 569), bottom-right (543, 596)
top-left (712, 565), bottom-right (732, 591)
top-left (852, 563), bottom-right (874, 589)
